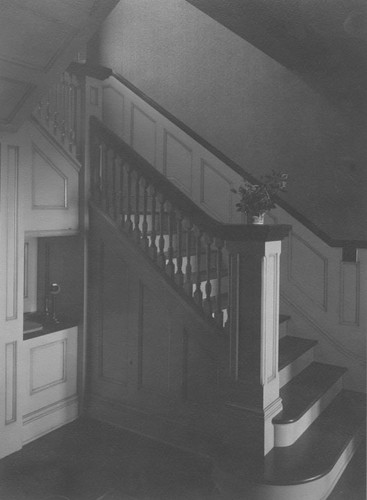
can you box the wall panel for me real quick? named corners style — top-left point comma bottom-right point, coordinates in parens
top-left (102, 86), bottom-right (125, 137)
top-left (140, 281), bottom-right (171, 395)
top-left (164, 131), bottom-right (193, 196)
top-left (131, 104), bottom-right (157, 166)
top-left (340, 262), bottom-right (360, 326)
top-left (200, 159), bottom-right (233, 221)
top-left (289, 232), bottom-right (328, 310)
top-left (99, 244), bottom-right (130, 386)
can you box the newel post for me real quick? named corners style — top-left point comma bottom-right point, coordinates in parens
top-left (224, 225), bottom-right (291, 455)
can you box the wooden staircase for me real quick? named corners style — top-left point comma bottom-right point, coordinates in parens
top-left (88, 117), bottom-right (366, 500)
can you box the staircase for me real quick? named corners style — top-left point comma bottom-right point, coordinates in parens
top-left (88, 117), bottom-right (365, 500)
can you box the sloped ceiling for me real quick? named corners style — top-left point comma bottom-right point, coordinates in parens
top-left (0, 0), bottom-right (119, 131)
top-left (185, 0), bottom-right (367, 111)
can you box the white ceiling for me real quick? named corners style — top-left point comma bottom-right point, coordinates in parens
top-left (0, 0), bottom-right (119, 131)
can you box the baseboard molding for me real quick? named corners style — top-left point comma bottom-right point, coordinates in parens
top-left (22, 395), bottom-right (79, 444)
top-left (86, 394), bottom-right (264, 460)
top-left (87, 395), bottom-right (221, 459)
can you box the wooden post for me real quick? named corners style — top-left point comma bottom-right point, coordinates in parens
top-left (224, 225), bottom-right (291, 455)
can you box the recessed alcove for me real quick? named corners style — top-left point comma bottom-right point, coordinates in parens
top-left (23, 234), bottom-right (83, 339)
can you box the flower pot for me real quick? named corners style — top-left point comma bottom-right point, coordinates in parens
top-left (248, 213), bottom-right (265, 225)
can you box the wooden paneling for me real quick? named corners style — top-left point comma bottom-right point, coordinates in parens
top-left (289, 232), bottom-right (328, 310)
top-left (23, 328), bottom-right (78, 418)
top-left (30, 340), bottom-right (67, 394)
top-left (340, 262), bottom-right (360, 326)
top-left (32, 144), bottom-right (67, 209)
top-left (200, 159), bottom-right (233, 222)
top-left (164, 131), bottom-right (193, 196)
top-left (6, 145), bottom-right (19, 321)
top-left (102, 86), bottom-right (125, 137)
top-left (5, 342), bottom-right (17, 425)
top-left (140, 281), bottom-right (171, 395)
top-left (101, 77), bottom-right (243, 223)
top-left (22, 328), bottom-right (78, 443)
top-left (99, 243), bottom-right (130, 386)
top-left (88, 208), bottom-right (222, 415)
top-left (131, 104), bottom-right (157, 166)
top-left (24, 123), bottom-right (79, 233)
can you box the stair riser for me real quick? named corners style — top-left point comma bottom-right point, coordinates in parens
top-left (274, 378), bottom-right (344, 447)
top-left (279, 348), bottom-right (315, 388)
top-left (214, 426), bottom-right (364, 500)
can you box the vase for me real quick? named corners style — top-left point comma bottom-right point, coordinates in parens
top-left (248, 213), bottom-right (265, 225)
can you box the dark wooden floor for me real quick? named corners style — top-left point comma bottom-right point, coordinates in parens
top-left (0, 418), bottom-right (364, 500)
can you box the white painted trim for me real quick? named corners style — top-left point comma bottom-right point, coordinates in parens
top-left (22, 395), bottom-right (78, 444)
top-left (279, 347), bottom-right (315, 388)
top-left (274, 378), bottom-right (343, 447)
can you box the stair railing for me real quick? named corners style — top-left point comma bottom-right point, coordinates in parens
top-left (34, 70), bottom-right (83, 161)
top-left (90, 117), bottom-right (238, 329)
top-left (90, 117), bottom-right (291, 454)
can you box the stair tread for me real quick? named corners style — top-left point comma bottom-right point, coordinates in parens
top-left (273, 362), bottom-right (347, 424)
top-left (264, 390), bottom-right (366, 484)
top-left (279, 335), bottom-right (317, 371)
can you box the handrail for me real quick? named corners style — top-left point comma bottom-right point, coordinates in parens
top-left (90, 117), bottom-right (290, 243)
top-left (90, 116), bottom-right (290, 332)
top-left (110, 71), bottom-right (367, 250)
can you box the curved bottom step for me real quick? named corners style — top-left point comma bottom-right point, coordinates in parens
top-left (213, 390), bottom-right (366, 500)
top-left (215, 434), bottom-right (363, 500)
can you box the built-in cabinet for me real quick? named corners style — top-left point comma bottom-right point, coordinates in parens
top-left (0, 118), bottom-right (82, 458)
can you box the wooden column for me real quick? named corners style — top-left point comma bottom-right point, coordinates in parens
top-left (224, 225), bottom-right (291, 455)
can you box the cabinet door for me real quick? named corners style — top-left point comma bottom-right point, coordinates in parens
top-left (22, 328), bottom-right (79, 444)
top-left (23, 123), bottom-right (80, 234)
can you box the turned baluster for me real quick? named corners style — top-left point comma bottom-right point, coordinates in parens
top-left (183, 218), bottom-right (193, 295)
top-left (203, 234), bottom-right (213, 316)
top-left (193, 226), bottom-right (203, 306)
top-left (175, 210), bottom-right (184, 287)
top-left (214, 238), bottom-right (224, 327)
top-left (141, 178), bottom-right (149, 250)
top-left (158, 194), bottom-right (166, 269)
top-left (149, 186), bottom-right (158, 261)
top-left (166, 202), bottom-right (175, 279)
top-left (126, 165), bottom-right (133, 234)
top-left (133, 171), bottom-right (141, 242)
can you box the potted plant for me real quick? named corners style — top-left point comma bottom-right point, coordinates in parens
top-left (231, 170), bottom-right (288, 224)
